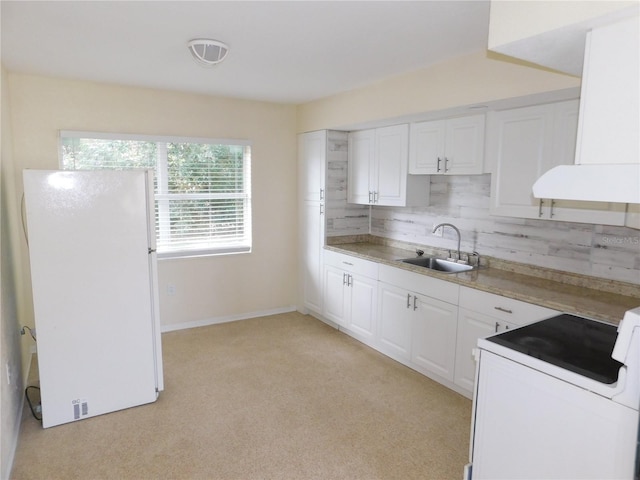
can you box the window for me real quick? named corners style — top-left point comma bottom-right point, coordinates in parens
top-left (60, 131), bottom-right (252, 259)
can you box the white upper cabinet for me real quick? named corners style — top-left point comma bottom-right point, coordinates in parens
top-left (489, 100), bottom-right (626, 225)
top-left (490, 7), bottom-right (639, 205)
top-left (489, 103), bottom-right (554, 219)
top-left (347, 129), bottom-right (376, 205)
top-left (409, 114), bottom-right (486, 175)
top-left (376, 124), bottom-right (409, 205)
top-left (348, 124), bottom-right (429, 207)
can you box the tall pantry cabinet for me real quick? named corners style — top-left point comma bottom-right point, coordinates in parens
top-left (298, 130), bottom-right (348, 317)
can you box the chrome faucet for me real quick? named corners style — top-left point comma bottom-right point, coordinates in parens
top-left (432, 223), bottom-right (461, 261)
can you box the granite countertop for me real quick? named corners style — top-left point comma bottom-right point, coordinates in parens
top-left (325, 240), bottom-right (640, 325)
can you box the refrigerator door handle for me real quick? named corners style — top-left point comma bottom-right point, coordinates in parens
top-left (148, 248), bottom-right (156, 254)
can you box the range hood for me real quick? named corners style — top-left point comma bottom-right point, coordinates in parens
top-left (532, 164), bottom-right (640, 204)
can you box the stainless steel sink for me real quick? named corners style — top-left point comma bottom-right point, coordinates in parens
top-left (399, 256), bottom-right (474, 273)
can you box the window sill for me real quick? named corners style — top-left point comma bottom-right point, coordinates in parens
top-left (157, 246), bottom-right (251, 260)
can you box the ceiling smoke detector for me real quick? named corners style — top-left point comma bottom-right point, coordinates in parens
top-left (187, 38), bottom-right (229, 67)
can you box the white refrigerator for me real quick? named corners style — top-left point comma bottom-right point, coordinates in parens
top-left (23, 169), bottom-right (164, 428)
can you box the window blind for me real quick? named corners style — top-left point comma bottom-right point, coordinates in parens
top-left (60, 132), bottom-right (252, 258)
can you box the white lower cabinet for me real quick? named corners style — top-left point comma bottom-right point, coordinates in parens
top-left (323, 250), bottom-right (378, 346)
top-left (411, 294), bottom-right (458, 381)
top-left (377, 264), bottom-right (459, 383)
top-left (454, 286), bottom-right (559, 395)
top-left (454, 308), bottom-right (515, 393)
top-left (347, 273), bottom-right (378, 343)
top-left (321, 253), bottom-right (562, 399)
top-left (323, 265), bottom-right (349, 325)
top-left (378, 282), bottom-right (413, 362)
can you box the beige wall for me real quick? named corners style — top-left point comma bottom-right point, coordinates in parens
top-left (297, 51), bottom-right (579, 132)
top-left (8, 73), bottom-right (299, 330)
top-left (488, 1), bottom-right (638, 49)
top-left (1, 65), bottom-right (26, 480)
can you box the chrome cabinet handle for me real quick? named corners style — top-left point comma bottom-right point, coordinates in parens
top-left (319, 204), bottom-right (324, 215)
top-left (494, 306), bottom-right (513, 314)
top-left (342, 273), bottom-right (347, 286)
top-left (413, 295), bottom-right (418, 311)
top-left (368, 191), bottom-right (372, 203)
top-left (538, 199), bottom-right (545, 218)
top-left (319, 188), bottom-right (324, 200)
top-left (444, 157), bottom-right (449, 173)
top-left (437, 157), bottom-right (442, 173)
top-left (406, 293), bottom-right (411, 309)
top-left (495, 321), bottom-right (500, 333)
top-left (373, 191), bottom-right (378, 204)
top-left (550, 199), bottom-right (556, 218)
top-left (342, 261), bottom-right (353, 266)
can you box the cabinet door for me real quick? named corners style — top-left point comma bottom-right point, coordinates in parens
top-left (347, 129), bottom-right (375, 204)
top-left (409, 120), bottom-right (446, 174)
top-left (489, 104), bottom-right (554, 219)
top-left (323, 265), bottom-right (348, 326)
top-left (411, 294), bottom-right (458, 381)
top-left (298, 131), bottom-right (326, 202)
top-left (490, 101), bottom-right (626, 225)
top-left (298, 131), bottom-right (326, 315)
top-left (454, 308), bottom-right (514, 393)
top-left (378, 282), bottom-right (413, 362)
top-left (548, 101), bottom-right (626, 225)
top-left (347, 273), bottom-right (378, 344)
top-left (301, 201), bottom-right (324, 314)
top-left (445, 115), bottom-right (485, 175)
top-left (375, 124), bottom-right (409, 206)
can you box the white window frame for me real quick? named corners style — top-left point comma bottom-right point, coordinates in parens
top-left (59, 131), bottom-right (252, 259)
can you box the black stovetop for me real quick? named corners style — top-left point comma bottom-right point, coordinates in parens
top-left (486, 314), bottom-right (623, 384)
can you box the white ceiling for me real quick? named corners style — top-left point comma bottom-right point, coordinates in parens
top-left (1, 0), bottom-right (491, 104)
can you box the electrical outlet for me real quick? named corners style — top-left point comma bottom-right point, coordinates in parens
top-left (167, 284), bottom-right (177, 296)
top-left (432, 225), bottom-right (443, 237)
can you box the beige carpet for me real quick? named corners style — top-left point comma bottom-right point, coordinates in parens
top-left (11, 312), bottom-right (472, 479)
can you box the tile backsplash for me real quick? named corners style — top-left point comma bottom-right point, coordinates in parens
top-left (327, 172), bottom-right (640, 285)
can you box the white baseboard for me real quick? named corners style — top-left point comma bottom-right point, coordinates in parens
top-left (160, 306), bottom-right (298, 333)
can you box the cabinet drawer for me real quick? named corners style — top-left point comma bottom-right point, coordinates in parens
top-left (324, 249), bottom-right (378, 279)
top-left (379, 264), bottom-right (459, 305)
top-left (459, 286), bottom-right (558, 327)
